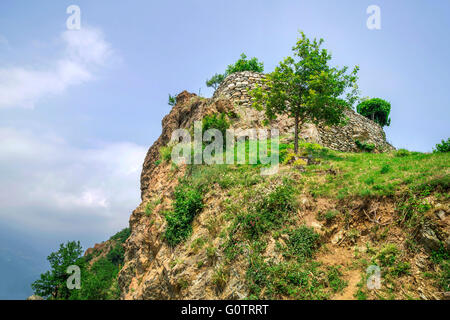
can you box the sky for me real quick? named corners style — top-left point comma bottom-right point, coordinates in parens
top-left (0, 0), bottom-right (449, 299)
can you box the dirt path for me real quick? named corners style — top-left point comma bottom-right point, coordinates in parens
top-left (333, 269), bottom-right (361, 300)
top-left (316, 245), bottom-right (361, 300)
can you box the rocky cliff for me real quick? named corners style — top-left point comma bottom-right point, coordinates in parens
top-left (116, 72), bottom-right (448, 300)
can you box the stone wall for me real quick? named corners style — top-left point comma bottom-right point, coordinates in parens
top-left (212, 71), bottom-right (394, 152)
top-left (212, 71), bottom-right (265, 107)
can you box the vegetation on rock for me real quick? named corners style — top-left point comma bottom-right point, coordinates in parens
top-left (356, 98), bottom-right (391, 127)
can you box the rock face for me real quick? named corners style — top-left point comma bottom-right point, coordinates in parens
top-left (118, 72), bottom-right (395, 300)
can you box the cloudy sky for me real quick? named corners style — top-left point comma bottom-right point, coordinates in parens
top-left (0, 0), bottom-right (449, 298)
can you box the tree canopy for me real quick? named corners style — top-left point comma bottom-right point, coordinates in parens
top-left (250, 31), bottom-right (359, 153)
top-left (205, 73), bottom-right (225, 90)
top-left (225, 53), bottom-right (264, 74)
top-left (31, 241), bottom-right (84, 299)
top-left (31, 228), bottom-right (130, 300)
top-left (356, 98), bottom-right (391, 127)
top-left (206, 53), bottom-right (264, 90)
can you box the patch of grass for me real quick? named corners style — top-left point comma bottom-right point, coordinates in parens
top-left (190, 236), bottom-right (207, 253)
top-left (355, 140), bottom-right (375, 152)
top-left (246, 252), bottom-right (328, 299)
top-left (212, 265), bottom-right (229, 291)
top-left (377, 244), bottom-right (399, 267)
top-left (284, 226), bottom-right (320, 261)
top-left (318, 209), bottom-right (339, 223)
top-left (144, 198), bottom-right (161, 216)
top-left (240, 183), bottom-right (297, 239)
top-left (164, 180), bottom-right (204, 246)
top-left (301, 150), bottom-right (449, 199)
top-left (206, 245), bottom-right (217, 263)
top-left (395, 149), bottom-right (411, 157)
top-left (159, 145), bottom-right (173, 162)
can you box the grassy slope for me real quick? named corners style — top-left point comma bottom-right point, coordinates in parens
top-left (163, 144), bottom-right (449, 299)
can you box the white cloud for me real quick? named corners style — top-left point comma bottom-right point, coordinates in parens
top-left (0, 127), bottom-right (146, 235)
top-left (0, 27), bottom-right (114, 108)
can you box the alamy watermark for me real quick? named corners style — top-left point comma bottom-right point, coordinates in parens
top-left (66, 265), bottom-right (81, 290)
top-left (66, 5), bottom-right (81, 30)
top-left (366, 265), bottom-right (381, 290)
top-left (367, 5), bottom-right (381, 30)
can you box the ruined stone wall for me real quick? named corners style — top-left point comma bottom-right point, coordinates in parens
top-left (212, 71), bottom-right (265, 107)
top-left (212, 71), bottom-right (394, 152)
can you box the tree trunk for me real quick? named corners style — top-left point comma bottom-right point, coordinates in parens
top-left (294, 113), bottom-right (299, 154)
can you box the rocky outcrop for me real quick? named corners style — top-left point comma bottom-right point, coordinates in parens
top-left (118, 72), bottom-right (396, 300)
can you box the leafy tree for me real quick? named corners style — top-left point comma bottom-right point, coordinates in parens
top-left (251, 32), bottom-right (359, 153)
top-left (225, 53), bottom-right (264, 74)
top-left (206, 53), bottom-right (264, 92)
top-left (31, 241), bottom-right (84, 299)
top-left (32, 228), bottom-right (130, 300)
top-left (433, 138), bottom-right (450, 153)
top-left (356, 98), bottom-right (391, 127)
top-left (168, 94), bottom-right (177, 106)
top-left (206, 73), bottom-right (225, 90)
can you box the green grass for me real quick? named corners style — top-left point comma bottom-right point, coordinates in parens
top-left (164, 180), bottom-right (204, 246)
top-left (303, 150), bottom-right (449, 198)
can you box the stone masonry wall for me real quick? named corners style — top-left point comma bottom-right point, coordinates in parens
top-left (212, 71), bottom-right (394, 152)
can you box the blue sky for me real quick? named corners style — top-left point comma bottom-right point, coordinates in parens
top-left (0, 0), bottom-right (449, 299)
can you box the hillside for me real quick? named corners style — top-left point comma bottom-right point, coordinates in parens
top-left (108, 72), bottom-right (449, 300)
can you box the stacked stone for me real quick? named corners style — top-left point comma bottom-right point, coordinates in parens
top-left (211, 71), bottom-right (394, 153)
top-left (212, 71), bottom-right (265, 107)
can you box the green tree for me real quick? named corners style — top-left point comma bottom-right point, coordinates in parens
top-left (206, 73), bottom-right (225, 90)
top-left (31, 241), bottom-right (84, 299)
top-left (206, 53), bottom-right (264, 92)
top-left (433, 138), bottom-right (450, 153)
top-left (251, 32), bottom-right (359, 153)
top-left (168, 94), bottom-right (177, 106)
top-left (225, 53), bottom-right (264, 74)
top-left (356, 98), bottom-right (391, 127)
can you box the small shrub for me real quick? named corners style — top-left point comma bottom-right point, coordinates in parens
top-left (390, 261), bottom-right (411, 277)
top-left (286, 226), bottom-right (320, 261)
top-left (380, 163), bottom-right (391, 174)
top-left (395, 149), bottom-right (410, 157)
top-left (433, 138), bottom-right (450, 153)
top-left (168, 94), bottom-right (177, 106)
top-left (177, 277), bottom-right (190, 290)
top-left (323, 210), bottom-right (338, 223)
top-left (225, 53), bottom-right (264, 74)
top-left (355, 140), bottom-right (375, 152)
top-left (206, 245), bottom-right (217, 263)
top-left (206, 73), bottom-right (225, 90)
top-left (327, 266), bottom-right (348, 293)
top-left (377, 244), bottom-right (399, 267)
top-left (356, 98), bottom-right (391, 127)
top-left (159, 145), bottom-right (173, 162)
top-left (164, 182), bottom-right (203, 246)
top-left (212, 266), bottom-right (229, 290)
